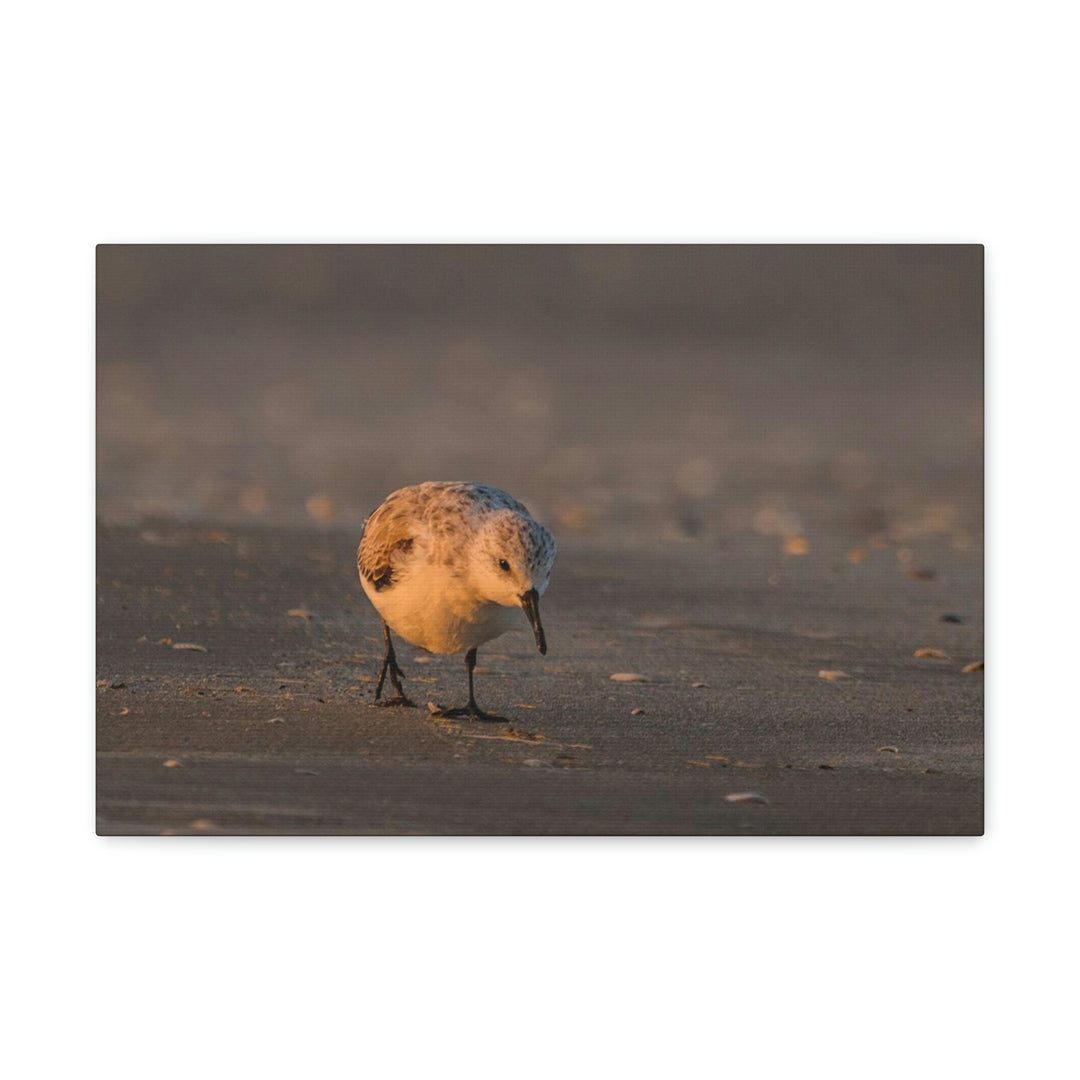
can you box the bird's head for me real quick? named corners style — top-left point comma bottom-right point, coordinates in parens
top-left (471, 510), bottom-right (556, 653)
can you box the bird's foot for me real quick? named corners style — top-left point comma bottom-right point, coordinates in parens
top-left (372, 694), bottom-right (417, 709)
top-left (432, 703), bottom-right (506, 723)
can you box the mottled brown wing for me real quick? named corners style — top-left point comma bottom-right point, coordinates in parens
top-left (357, 503), bottom-right (415, 591)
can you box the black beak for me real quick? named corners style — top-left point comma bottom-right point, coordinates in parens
top-left (520, 588), bottom-right (547, 655)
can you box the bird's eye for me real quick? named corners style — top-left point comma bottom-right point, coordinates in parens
top-left (499, 559), bottom-right (510, 572)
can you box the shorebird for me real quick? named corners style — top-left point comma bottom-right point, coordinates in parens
top-left (357, 482), bottom-right (557, 720)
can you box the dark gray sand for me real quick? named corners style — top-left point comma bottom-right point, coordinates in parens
top-left (97, 522), bottom-right (983, 835)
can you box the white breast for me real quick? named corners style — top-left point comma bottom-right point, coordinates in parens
top-left (362, 559), bottom-right (520, 654)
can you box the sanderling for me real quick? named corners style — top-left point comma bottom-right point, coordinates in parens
top-left (357, 481), bottom-right (557, 720)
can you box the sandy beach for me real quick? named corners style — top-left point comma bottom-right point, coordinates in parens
top-left (97, 518), bottom-right (982, 835)
top-left (96, 245), bottom-right (983, 835)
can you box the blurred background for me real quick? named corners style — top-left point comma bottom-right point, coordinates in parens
top-left (96, 244), bottom-right (982, 549)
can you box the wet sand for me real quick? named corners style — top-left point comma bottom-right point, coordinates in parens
top-left (96, 522), bottom-right (983, 835)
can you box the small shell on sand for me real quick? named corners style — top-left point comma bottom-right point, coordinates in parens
top-left (724, 792), bottom-right (770, 804)
top-left (610, 672), bottom-right (649, 682)
top-left (172, 642), bottom-right (207, 651)
top-left (914, 648), bottom-right (948, 659)
top-left (818, 669), bottom-right (850, 681)
top-left (961, 660), bottom-right (984, 673)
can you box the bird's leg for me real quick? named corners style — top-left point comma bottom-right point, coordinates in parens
top-left (373, 621), bottom-right (415, 708)
top-left (438, 647), bottom-right (505, 722)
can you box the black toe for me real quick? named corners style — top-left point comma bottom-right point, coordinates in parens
top-left (435, 704), bottom-right (506, 723)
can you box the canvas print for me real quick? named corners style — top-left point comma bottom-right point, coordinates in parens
top-left (96, 244), bottom-right (983, 835)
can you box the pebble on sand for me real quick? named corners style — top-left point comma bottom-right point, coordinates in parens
top-left (961, 660), bottom-right (984, 673)
top-left (724, 792), bottom-right (771, 804)
top-left (630, 707), bottom-right (646, 716)
top-left (172, 642), bottom-right (207, 652)
top-left (305, 494), bottom-right (335, 522)
top-left (914, 648), bottom-right (949, 659)
top-left (818, 669), bottom-right (851, 681)
top-left (610, 672), bottom-right (649, 682)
